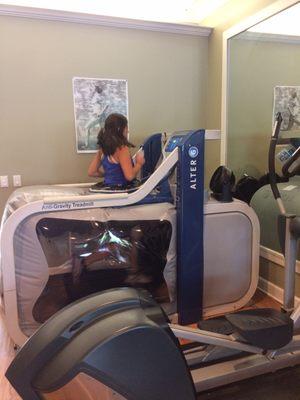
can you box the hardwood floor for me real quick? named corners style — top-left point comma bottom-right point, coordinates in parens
top-left (0, 310), bottom-right (20, 400)
top-left (199, 365), bottom-right (300, 400)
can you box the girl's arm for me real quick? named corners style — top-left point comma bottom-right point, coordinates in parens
top-left (88, 150), bottom-right (103, 177)
top-left (117, 146), bottom-right (144, 181)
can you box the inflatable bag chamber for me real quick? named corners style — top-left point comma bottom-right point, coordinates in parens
top-left (1, 186), bottom-right (176, 336)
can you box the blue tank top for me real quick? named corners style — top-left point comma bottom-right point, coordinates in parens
top-left (102, 155), bottom-right (129, 186)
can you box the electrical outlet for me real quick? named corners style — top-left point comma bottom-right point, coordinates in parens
top-left (0, 176), bottom-right (9, 188)
top-left (13, 175), bottom-right (22, 187)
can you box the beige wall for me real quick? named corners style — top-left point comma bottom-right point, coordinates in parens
top-left (0, 16), bottom-right (208, 215)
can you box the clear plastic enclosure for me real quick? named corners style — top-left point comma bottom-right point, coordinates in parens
top-left (9, 199), bottom-right (176, 336)
top-left (34, 217), bottom-right (172, 323)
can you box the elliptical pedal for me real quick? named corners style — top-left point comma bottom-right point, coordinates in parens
top-left (225, 308), bottom-right (293, 350)
top-left (197, 316), bottom-right (235, 336)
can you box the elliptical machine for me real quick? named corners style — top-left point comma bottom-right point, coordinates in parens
top-left (269, 112), bottom-right (300, 313)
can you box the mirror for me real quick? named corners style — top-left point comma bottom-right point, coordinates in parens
top-left (227, 1), bottom-right (300, 178)
top-left (225, 1), bottom-right (300, 262)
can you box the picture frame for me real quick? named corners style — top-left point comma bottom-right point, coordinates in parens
top-left (273, 86), bottom-right (300, 131)
top-left (73, 77), bottom-right (129, 153)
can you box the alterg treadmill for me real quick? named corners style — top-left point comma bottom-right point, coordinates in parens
top-left (0, 129), bottom-right (259, 346)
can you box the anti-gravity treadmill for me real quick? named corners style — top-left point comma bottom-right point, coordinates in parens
top-left (0, 129), bottom-right (259, 347)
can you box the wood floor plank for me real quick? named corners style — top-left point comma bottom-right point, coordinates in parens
top-left (0, 310), bottom-right (21, 400)
top-left (199, 365), bottom-right (300, 400)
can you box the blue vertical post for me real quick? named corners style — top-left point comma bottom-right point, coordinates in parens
top-left (141, 133), bottom-right (162, 181)
top-left (176, 130), bottom-right (205, 325)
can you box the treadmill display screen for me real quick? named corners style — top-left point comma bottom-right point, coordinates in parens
top-left (165, 135), bottom-right (185, 152)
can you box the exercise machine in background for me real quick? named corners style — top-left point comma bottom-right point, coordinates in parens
top-left (251, 112), bottom-right (300, 313)
top-left (265, 112), bottom-right (300, 313)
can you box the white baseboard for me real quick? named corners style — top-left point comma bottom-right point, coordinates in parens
top-left (260, 245), bottom-right (300, 275)
top-left (258, 276), bottom-right (300, 307)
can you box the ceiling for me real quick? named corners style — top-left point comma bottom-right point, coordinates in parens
top-left (0, 0), bottom-right (232, 25)
top-left (249, 2), bottom-right (300, 36)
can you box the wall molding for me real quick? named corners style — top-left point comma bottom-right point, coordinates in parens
top-left (260, 245), bottom-right (300, 274)
top-left (0, 4), bottom-right (212, 37)
top-left (238, 30), bottom-right (300, 44)
top-left (259, 276), bottom-right (300, 307)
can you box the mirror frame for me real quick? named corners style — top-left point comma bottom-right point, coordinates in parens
top-left (221, 0), bottom-right (299, 164)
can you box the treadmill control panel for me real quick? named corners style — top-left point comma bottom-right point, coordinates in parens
top-left (164, 135), bottom-right (185, 153)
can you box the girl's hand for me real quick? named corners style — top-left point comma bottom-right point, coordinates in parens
top-left (135, 151), bottom-right (145, 166)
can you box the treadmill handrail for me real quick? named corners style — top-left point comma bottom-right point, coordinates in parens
top-left (42, 147), bottom-right (178, 206)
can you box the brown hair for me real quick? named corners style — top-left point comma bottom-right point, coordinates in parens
top-left (97, 113), bottom-right (134, 156)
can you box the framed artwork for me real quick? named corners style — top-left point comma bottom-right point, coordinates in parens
top-left (73, 77), bottom-right (129, 153)
top-left (273, 86), bottom-right (300, 131)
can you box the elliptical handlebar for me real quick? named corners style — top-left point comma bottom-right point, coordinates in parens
top-left (268, 112), bottom-right (286, 215)
top-left (268, 112), bottom-right (283, 201)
